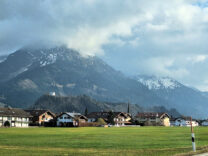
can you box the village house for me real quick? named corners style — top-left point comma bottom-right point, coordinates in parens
top-left (135, 112), bottom-right (170, 126)
top-left (174, 116), bottom-right (199, 127)
top-left (25, 109), bottom-right (56, 126)
top-left (87, 112), bottom-right (109, 123)
top-left (57, 112), bottom-right (87, 127)
top-left (0, 107), bottom-right (31, 127)
top-left (170, 117), bottom-right (177, 126)
top-left (87, 112), bottom-right (132, 126)
top-left (201, 120), bottom-right (208, 126)
top-left (112, 112), bottom-right (132, 126)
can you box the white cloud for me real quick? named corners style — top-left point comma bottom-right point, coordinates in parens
top-left (1, 0), bottom-right (208, 90)
top-left (187, 55), bottom-right (208, 63)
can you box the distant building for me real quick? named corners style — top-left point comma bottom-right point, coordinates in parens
top-left (87, 112), bottom-right (109, 123)
top-left (201, 120), bottom-right (208, 126)
top-left (113, 112), bottom-right (132, 126)
top-left (174, 116), bottom-right (199, 127)
top-left (87, 112), bottom-right (132, 126)
top-left (57, 112), bottom-right (88, 127)
top-left (170, 117), bottom-right (177, 126)
top-left (135, 112), bottom-right (170, 126)
top-left (0, 107), bottom-right (31, 127)
top-left (25, 110), bottom-right (56, 126)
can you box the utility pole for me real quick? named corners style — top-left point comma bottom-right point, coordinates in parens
top-left (191, 117), bottom-right (196, 152)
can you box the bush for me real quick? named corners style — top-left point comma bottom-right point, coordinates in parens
top-left (97, 118), bottom-right (107, 125)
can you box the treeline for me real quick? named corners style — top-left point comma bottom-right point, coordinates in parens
top-left (31, 94), bottom-right (181, 117)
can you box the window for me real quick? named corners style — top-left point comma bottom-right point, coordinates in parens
top-left (42, 115), bottom-right (45, 120)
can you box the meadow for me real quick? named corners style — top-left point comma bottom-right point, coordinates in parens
top-left (0, 127), bottom-right (208, 156)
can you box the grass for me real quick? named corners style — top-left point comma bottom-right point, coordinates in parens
top-left (0, 127), bottom-right (208, 156)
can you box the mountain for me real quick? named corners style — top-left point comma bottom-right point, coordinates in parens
top-left (0, 46), bottom-right (207, 118)
top-left (136, 75), bottom-right (208, 118)
top-left (137, 75), bottom-right (181, 90)
top-left (31, 94), bottom-right (180, 117)
top-left (0, 46), bottom-right (168, 110)
top-left (0, 55), bottom-right (8, 63)
top-left (31, 94), bottom-right (143, 115)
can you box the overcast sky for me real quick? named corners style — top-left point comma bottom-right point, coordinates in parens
top-left (1, 0), bottom-right (208, 91)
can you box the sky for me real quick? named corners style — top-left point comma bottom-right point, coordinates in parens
top-left (1, 0), bottom-right (208, 91)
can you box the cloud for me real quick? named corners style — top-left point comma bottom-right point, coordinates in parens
top-left (0, 0), bottom-right (141, 56)
top-left (187, 55), bottom-right (208, 63)
top-left (1, 0), bottom-right (208, 90)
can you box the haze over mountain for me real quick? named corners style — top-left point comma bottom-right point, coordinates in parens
top-left (31, 94), bottom-right (181, 117)
top-left (0, 46), bottom-right (207, 118)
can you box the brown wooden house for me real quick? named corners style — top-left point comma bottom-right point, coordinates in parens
top-left (25, 109), bottom-right (56, 126)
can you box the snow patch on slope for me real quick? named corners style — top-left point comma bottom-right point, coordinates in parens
top-left (138, 76), bottom-right (181, 90)
top-left (40, 53), bottom-right (57, 67)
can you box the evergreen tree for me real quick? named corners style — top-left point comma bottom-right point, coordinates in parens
top-left (127, 102), bottom-right (130, 113)
top-left (108, 110), bottom-right (115, 125)
top-left (84, 107), bottom-right (88, 116)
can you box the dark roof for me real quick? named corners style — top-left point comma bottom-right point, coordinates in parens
top-left (176, 116), bottom-right (197, 121)
top-left (58, 112), bottom-right (87, 120)
top-left (87, 112), bottom-right (129, 119)
top-left (24, 109), bottom-right (56, 117)
top-left (87, 112), bottom-right (109, 118)
top-left (135, 112), bottom-right (170, 119)
top-left (0, 107), bottom-right (31, 117)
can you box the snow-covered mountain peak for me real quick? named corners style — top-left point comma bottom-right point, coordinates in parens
top-left (137, 75), bottom-right (181, 90)
top-left (23, 46), bottom-right (77, 67)
top-left (39, 52), bottom-right (58, 67)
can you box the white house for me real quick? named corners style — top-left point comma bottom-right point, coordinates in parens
top-left (57, 112), bottom-right (87, 127)
top-left (201, 120), bottom-right (208, 126)
top-left (174, 117), bottom-right (199, 127)
top-left (0, 107), bottom-right (31, 127)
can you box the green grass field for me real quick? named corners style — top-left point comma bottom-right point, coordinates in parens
top-left (0, 127), bottom-right (208, 156)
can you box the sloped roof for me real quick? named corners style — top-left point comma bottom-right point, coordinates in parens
top-left (135, 112), bottom-right (170, 119)
top-left (176, 116), bottom-right (197, 121)
top-left (24, 109), bottom-right (56, 117)
top-left (0, 107), bottom-right (31, 117)
top-left (65, 112), bottom-right (81, 118)
top-left (59, 112), bottom-right (87, 120)
top-left (87, 112), bottom-right (129, 119)
top-left (87, 112), bottom-right (109, 118)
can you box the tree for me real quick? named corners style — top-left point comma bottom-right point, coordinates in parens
top-left (127, 102), bottom-right (130, 113)
top-left (97, 118), bottom-right (107, 125)
top-left (4, 121), bottom-right (10, 127)
top-left (84, 107), bottom-right (88, 116)
top-left (107, 110), bottom-right (115, 125)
